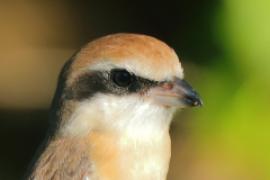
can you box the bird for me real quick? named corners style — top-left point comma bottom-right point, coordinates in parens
top-left (28, 33), bottom-right (202, 180)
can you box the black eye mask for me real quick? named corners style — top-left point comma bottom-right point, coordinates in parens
top-left (65, 69), bottom-right (159, 100)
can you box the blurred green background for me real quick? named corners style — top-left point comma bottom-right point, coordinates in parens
top-left (0, 0), bottom-right (270, 179)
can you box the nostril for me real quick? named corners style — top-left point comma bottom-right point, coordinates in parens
top-left (161, 82), bottom-right (174, 90)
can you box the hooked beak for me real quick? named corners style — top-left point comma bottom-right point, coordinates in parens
top-left (148, 77), bottom-right (203, 108)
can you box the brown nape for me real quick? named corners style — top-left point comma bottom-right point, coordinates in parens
top-left (29, 137), bottom-right (93, 179)
top-left (47, 57), bottom-right (74, 135)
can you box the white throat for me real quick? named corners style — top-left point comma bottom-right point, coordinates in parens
top-left (59, 94), bottom-right (175, 180)
top-left (60, 94), bottom-right (175, 138)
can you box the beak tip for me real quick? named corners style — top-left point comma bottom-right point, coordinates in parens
top-left (193, 99), bottom-right (203, 107)
top-left (184, 93), bottom-right (203, 107)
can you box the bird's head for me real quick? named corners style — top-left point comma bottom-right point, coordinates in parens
top-left (54, 33), bottom-right (202, 137)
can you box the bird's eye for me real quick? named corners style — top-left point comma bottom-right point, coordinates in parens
top-left (111, 69), bottom-right (134, 87)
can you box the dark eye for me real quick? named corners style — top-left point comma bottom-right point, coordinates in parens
top-left (111, 69), bottom-right (134, 87)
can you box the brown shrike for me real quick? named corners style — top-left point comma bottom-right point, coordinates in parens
top-left (29, 33), bottom-right (202, 180)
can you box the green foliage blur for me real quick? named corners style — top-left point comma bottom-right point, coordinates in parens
top-left (171, 0), bottom-right (270, 179)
